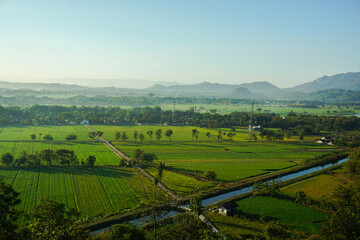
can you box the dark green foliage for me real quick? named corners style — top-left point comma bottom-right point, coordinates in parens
top-left (86, 155), bottom-right (96, 167)
top-left (133, 130), bottom-right (138, 141)
top-left (43, 134), bottom-right (53, 141)
top-left (65, 134), bottom-right (77, 141)
top-left (155, 129), bottom-right (162, 141)
top-left (26, 198), bottom-right (91, 240)
top-left (30, 134), bottom-right (36, 140)
top-left (97, 223), bottom-right (146, 240)
top-left (114, 132), bottom-right (121, 140)
top-left (263, 221), bottom-right (289, 240)
top-left (344, 150), bottom-right (360, 175)
top-left (204, 170), bottom-right (216, 180)
top-left (189, 197), bottom-right (203, 216)
top-left (1, 153), bottom-right (14, 165)
top-left (164, 130), bottom-right (173, 141)
top-left (88, 132), bottom-right (96, 139)
top-left (0, 179), bottom-right (21, 240)
top-left (121, 132), bottom-right (129, 141)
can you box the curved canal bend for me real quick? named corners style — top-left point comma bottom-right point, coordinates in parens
top-left (92, 158), bottom-right (348, 233)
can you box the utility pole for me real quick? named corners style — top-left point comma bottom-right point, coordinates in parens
top-left (248, 101), bottom-right (254, 139)
top-left (172, 98), bottom-right (176, 123)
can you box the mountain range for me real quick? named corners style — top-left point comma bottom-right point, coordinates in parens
top-left (0, 72), bottom-right (359, 102)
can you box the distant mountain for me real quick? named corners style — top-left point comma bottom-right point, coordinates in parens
top-left (228, 87), bottom-right (256, 98)
top-left (289, 72), bottom-right (360, 92)
top-left (146, 81), bottom-right (279, 94)
top-left (237, 81), bottom-right (280, 93)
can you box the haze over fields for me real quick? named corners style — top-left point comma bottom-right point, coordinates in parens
top-left (0, 1), bottom-right (359, 88)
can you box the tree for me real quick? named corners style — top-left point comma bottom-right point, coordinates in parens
top-left (0, 179), bottom-right (21, 239)
top-left (344, 150), bottom-right (360, 175)
top-left (30, 134), bottom-right (36, 140)
top-left (285, 130), bottom-right (291, 140)
top-left (43, 134), bottom-right (53, 141)
top-left (192, 129), bottom-right (199, 141)
top-left (147, 130), bottom-right (153, 141)
top-left (39, 149), bottom-right (55, 166)
top-left (1, 153), bottom-right (14, 166)
top-left (65, 134), bottom-right (77, 141)
top-left (115, 132), bottom-right (121, 140)
top-left (204, 170), bottom-right (216, 180)
top-left (27, 198), bottom-right (91, 240)
top-left (217, 131), bottom-right (222, 141)
top-left (121, 132), bottom-right (129, 141)
top-left (133, 130), bottom-right (138, 142)
top-left (165, 130), bottom-right (173, 141)
top-left (86, 155), bottom-right (96, 167)
top-left (88, 132), bottom-right (96, 140)
top-left (189, 196), bottom-right (203, 216)
top-left (155, 129), bottom-right (162, 142)
top-left (96, 131), bottom-right (103, 137)
top-left (263, 221), bottom-right (289, 240)
top-left (206, 132), bottom-right (211, 139)
top-left (14, 151), bottom-right (28, 166)
top-left (139, 133), bottom-right (145, 141)
top-left (98, 223), bottom-right (146, 240)
top-left (227, 132), bottom-right (236, 141)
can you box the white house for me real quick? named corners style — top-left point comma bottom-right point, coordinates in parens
top-left (80, 120), bottom-right (89, 125)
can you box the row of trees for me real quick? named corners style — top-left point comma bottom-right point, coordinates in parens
top-left (1, 150), bottom-right (96, 167)
top-left (1, 105), bottom-right (359, 133)
top-left (114, 129), bottom-right (173, 142)
top-left (30, 133), bottom-right (77, 141)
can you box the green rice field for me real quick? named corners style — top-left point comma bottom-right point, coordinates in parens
top-left (115, 142), bottom-right (335, 181)
top-left (280, 171), bottom-right (347, 199)
top-left (0, 166), bottom-right (150, 217)
top-left (92, 125), bottom-right (252, 142)
top-left (0, 142), bottom-right (120, 165)
top-left (0, 125), bottom-right (90, 141)
top-left (235, 196), bottom-right (327, 234)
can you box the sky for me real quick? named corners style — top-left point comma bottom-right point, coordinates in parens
top-left (0, 0), bottom-right (359, 88)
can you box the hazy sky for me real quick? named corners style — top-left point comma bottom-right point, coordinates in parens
top-left (0, 0), bottom-right (359, 88)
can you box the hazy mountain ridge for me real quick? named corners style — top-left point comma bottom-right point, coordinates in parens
top-left (287, 72), bottom-right (360, 92)
top-left (0, 72), bottom-right (359, 102)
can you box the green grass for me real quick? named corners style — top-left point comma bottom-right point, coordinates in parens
top-left (0, 167), bottom-right (144, 217)
top-left (0, 142), bottom-right (121, 165)
top-left (92, 125), bottom-right (251, 142)
top-left (115, 141), bottom-right (334, 181)
top-left (206, 212), bottom-right (265, 238)
top-left (0, 125), bottom-right (90, 141)
top-left (280, 172), bottom-right (347, 199)
top-left (235, 196), bottom-right (327, 234)
top-left (146, 167), bottom-right (215, 194)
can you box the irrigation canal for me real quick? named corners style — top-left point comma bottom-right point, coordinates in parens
top-left (91, 157), bottom-right (348, 234)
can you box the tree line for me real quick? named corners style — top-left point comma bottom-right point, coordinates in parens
top-left (1, 105), bottom-right (359, 133)
top-left (1, 149), bottom-right (96, 167)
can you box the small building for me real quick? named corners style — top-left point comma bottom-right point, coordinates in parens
top-left (249, 125), bottom-right (263, 131)
top-left (316, 136), bottom-right (333, 145)
top-left (214, 202), bottom-right (238, 216)
top-left (80, 120), bottom-right (89, 125)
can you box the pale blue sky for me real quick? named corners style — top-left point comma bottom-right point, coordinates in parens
top-left (0, 0), bottom-right (359, 88)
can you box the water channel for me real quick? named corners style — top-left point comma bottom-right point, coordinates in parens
top-left (92, 157), bottom-right (348, 234)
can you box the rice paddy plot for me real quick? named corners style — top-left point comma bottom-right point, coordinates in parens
top-left (115, 142), bottom-right (334, 181)
top-left (280, 172), bottom-right (346, 199)
top-left (0, 167), bottom-right (145, 218)
top-left (0, 125), bottom-right (90, 141)
top-left (235, 196), bottom-right (327, 234)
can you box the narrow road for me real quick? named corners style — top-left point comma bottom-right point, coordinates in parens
top-left (85, 125), bottom-right (181, 201)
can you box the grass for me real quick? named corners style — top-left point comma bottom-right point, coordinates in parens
top-left (146, 167), bottom-right (215, 195)
top-left (0, 142), bottom-right (121, 165)
top-left (206, 212), bottom-right (265, 238)
top-left (280, 170), bottom-right (348, 199)
top-left (0, 167), bottom-right (145, 218)
top-left (235, 196), bottom-right (327, 234)
top-left (115, 141), bottom-right (334, 181)
top-left (0, 125), bottom-right (90, 141)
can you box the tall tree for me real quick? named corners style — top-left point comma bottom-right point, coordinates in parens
top-left (133, 130), bottom-right (138, 142)
top-left (139, 133), bottom-right (145, 142)
top-left (147, 130), bottom-right (153, 141)
top-left (165, 130), bottom-right (173, 141)
top-left (0, 179), bottom-right (21, 239)
top-left (155, 129), bottom-right (162, 142)
top-left (1, 153), bottom-right (14, 166)
top-left (121, 132), bottom-right (129, 141)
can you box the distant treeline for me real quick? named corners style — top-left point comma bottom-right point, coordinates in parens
top-left (1, 105), bottom-right (359, 133)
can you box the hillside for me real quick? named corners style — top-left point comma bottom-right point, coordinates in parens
top-left (289, 72), bottom-right (360, 92)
